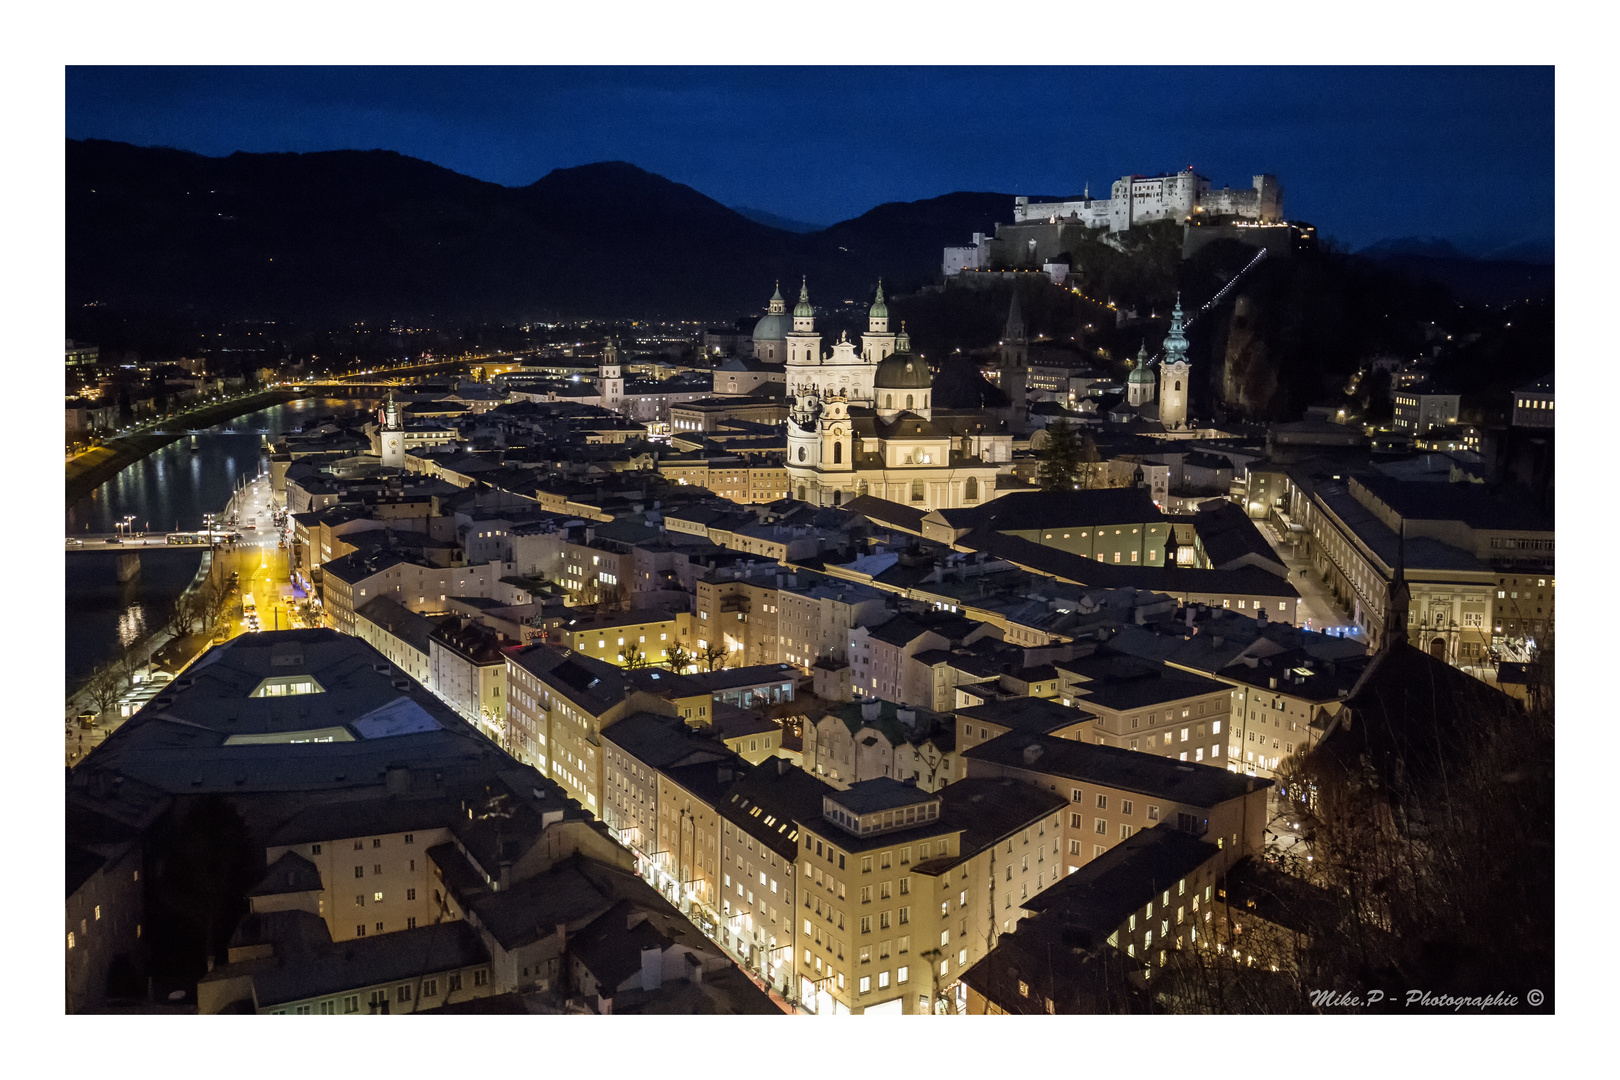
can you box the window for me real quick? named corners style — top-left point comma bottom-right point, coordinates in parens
top-left (860, 916), bottom-right (872, 934)
top-left (899, 906), bottom-right (910, 925)
top-left (311, 844), bottom-right (322, 855)
top-left (356, 924), bottom-right (366, 937)
top-left (1070, 812), bottom-right (1084, 828)
top-left (1095, 794), bottom-right (1107, 810)
top-left (448, 973), bottom-right (462, 992)
top-left (898, 965), bottom-right (910, 984)
top-left (396, 984), bottom-right (412, 1003)
top-left (67, 932), bottom-right (74, 950)
top-left (1120, 824), bottom-right (1133, 840)
top-left (376, 922), bottom-right (384, 933)
top-left (374, 891), bottom-right (384, 902)
top-left (1095, 819), bottom-right (1107, 834)
top-left (1121, 800), bottom-right (1133, 815)
top-left (422, 979), bottom-right (438, 997)
top-left (354, 866), bottom-right (364, 879)
top-left (1070, 788), bottom-right (1082, 802)
top-left (859, 976), bottom-right (871, 995)
top-left (373, 864), bottom-right (382, 875)
top-left (344, 995), bottom-right (358, 1013)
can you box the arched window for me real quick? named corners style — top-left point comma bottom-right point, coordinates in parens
top-left (911, 480), bottom-right (925, 502)
top-left (906, 394), bottom-right (914, 409)
top-left (965, 477), bottom-right (979, 501)
top-left (886, 394), bottom-right (893, 409)
top-left (833, 443), bottom-right (843, 464)
top-left (797, 486), bottom-right (807, 501)
top-left (923, 394), bottom-right (928, 408)
top-left (833, 490), bottom-right (842, 506)
top-left (1175, 381), bottom-right (1182, 391)
top-left (797, 446), bottom-right (806, 462)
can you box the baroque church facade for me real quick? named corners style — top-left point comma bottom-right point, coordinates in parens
top-left (768, 280), bottom-right (1013, 512)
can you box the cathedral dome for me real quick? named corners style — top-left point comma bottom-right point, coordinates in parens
top-left (874, 352), bottom-right (932, 391)
top-left (1128, 360), bottom-right (1156, 384)
top-left (752, 311), bottom-right (790, 345)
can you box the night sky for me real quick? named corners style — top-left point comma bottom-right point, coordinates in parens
top-left (66, 66), bottom-right (1553, 252)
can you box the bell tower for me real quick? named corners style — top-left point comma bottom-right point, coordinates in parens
top-left (1158, 295), bottom-right (1191, 431)
top-left (598, 336), bottom-right (624, 412)
top-left (380, 390), bottom-right (405, 469)
top-left (1000, 292), bottom-right (1030, 429)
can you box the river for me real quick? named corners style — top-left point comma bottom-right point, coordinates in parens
top-left (63, 397), bottom-right (369, 694)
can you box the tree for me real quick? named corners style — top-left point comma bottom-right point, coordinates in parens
top-left (84, 664), bottom-right (126, 718)
top-left (1037, 419), bottom-right (1081, 491)
top-left (664, 643), bottom-right (692, 673)
top-left (167, 592), bottom-right (197, 639)
top-left (619, 642), bottom-right (648, 670)
top-left (700, 643), bottom-right (731, 673)
top-left (1075, 431), bottom-right (1108, 489)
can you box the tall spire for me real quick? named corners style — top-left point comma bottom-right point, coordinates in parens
top-left (1386, 523), bottom-right (1410, 650)
top-left (768, 281), bottom-right (785, 315)
top-left (870, 280), bottom-right (887, 318)
top-left (794, 277), bottom-right (814, 318)
top-left (1003, 291), bottom-right (1026, 343)
top-left (1162, 293), bottom-right (1189, 367)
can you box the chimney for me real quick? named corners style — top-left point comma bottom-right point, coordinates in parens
top-left (641, 947), bottom-right (664, 992)
top-left (1268, 676), bottom-right (1278, 689)
top-left (896, 708), bottom-right (916, 726)
top-left (861, 700), bottom-right (881, 722)
top-left (1022, 743), bottom-right (1044, 765)
top-left (686, 952), bottom-right (704, 985)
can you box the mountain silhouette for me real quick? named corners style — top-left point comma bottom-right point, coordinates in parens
top-left (66, 140), bottom-right (1022, 325)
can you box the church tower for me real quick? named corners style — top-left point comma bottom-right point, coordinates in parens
top-left (1383, 525), bottom-right (1411, 651)
top-left (380, 390), bottom-right (405, 469)
top-left (1127, 342), bottom-right (1157, 406)
top-left (861, 281), bottom-right (898, 364)
top-left (1158, 295), bottom-right (1191, 431)
top-left (999, 292), bottom-right (1030, 428)
top-left (598, 336), bottom-right (624, 413)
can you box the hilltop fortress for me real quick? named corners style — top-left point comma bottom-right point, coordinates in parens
top-left (945, 167), bottom-right (1290, 277)
top-left (1013, 167), bottom-right (1281, 233)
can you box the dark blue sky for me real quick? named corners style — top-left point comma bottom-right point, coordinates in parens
top-left (66, 66), bottom-right (1553, 251)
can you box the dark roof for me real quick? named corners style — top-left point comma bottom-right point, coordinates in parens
top-left (467, 863), bottom-right (611, 951)
top-left (247, 851), bottom-right (324, 897)
top-left (354, 596), bottom-right (440, 656)
top-left (955, 696), bottom-right (1093, 733)
top-left (570, 900), bottom-right (673, 990)
top-left (684, 664), bottom-right (800, 693)
top-left (1194, 499), bottom-right (1287, 573)
top-left (718, 759), bottom-right (835, 861)
top-left (601, 712), bottom-right (731, 772)
top-left (842, 494), bottom-right (927, 534)
top-left (1314, 641), bottom-right (1520, 785)
top-left (270, 795), bottom-right (461, 847)
top-left (933, 777), bottom-right (1068, 869)
top-left (210, 918), bottom-right (490, 1009)
top-left (932, 488), bottom-right (1167, 533)
top-left (1352, 475), bottom-right (1552, 532)
top-left (1219, 859), bottom-right (1344, 938)
top-left (829, 777), bottom-right (939, 815)
top-left (964, 731), bottom-right (1271, 807)
top-left (1022, 826), bottom-right (1221, 932)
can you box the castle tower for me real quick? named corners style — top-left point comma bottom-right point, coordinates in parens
top-left (1127, 342), bottom-right (1156, 407)
top-left (860, 281), bottom-right (898, 364)
top-left (1158, 295), bottom-right (1191, 431)
top-left (380, 390), bottom-right (405, 469)
top-left (598, 336), bottom-right (624, 412)
top-left (999, 292), bottom-right (1030, 428)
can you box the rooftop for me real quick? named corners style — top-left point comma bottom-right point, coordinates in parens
top-left (965, 731), bottom-right (1271, 807)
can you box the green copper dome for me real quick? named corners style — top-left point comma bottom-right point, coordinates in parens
top-left (869, 281), bottom-right (888, 319)
top-left (793, 279), bottom-right (814, 318)
top-left (1128, 343), bottom-right (1155, 384)
top-left (874, 351), bottom-right (932, 390)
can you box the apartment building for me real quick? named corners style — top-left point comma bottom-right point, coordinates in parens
top-left (1055, 653), bottom-right (1234, 767)
top-left (264, 800), bottom-right (459, 944)
top-left (791, 776), bottom-right (1066, 1015)
top-left (803, 698), bottom-right (957, 791)
top-left (717, 760), bottom-right (833, 996)
top-left (961, 732), bottom-right (1270, 881)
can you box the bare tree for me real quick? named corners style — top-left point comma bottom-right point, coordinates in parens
top-left (700, 643), bottom-right (730, 673)
top-left (619, 642), bottom-right (648, 669)
top-left (84, 664), bottom-right (126, 717)
top-left (664, 643), bottom-right (693, 673)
